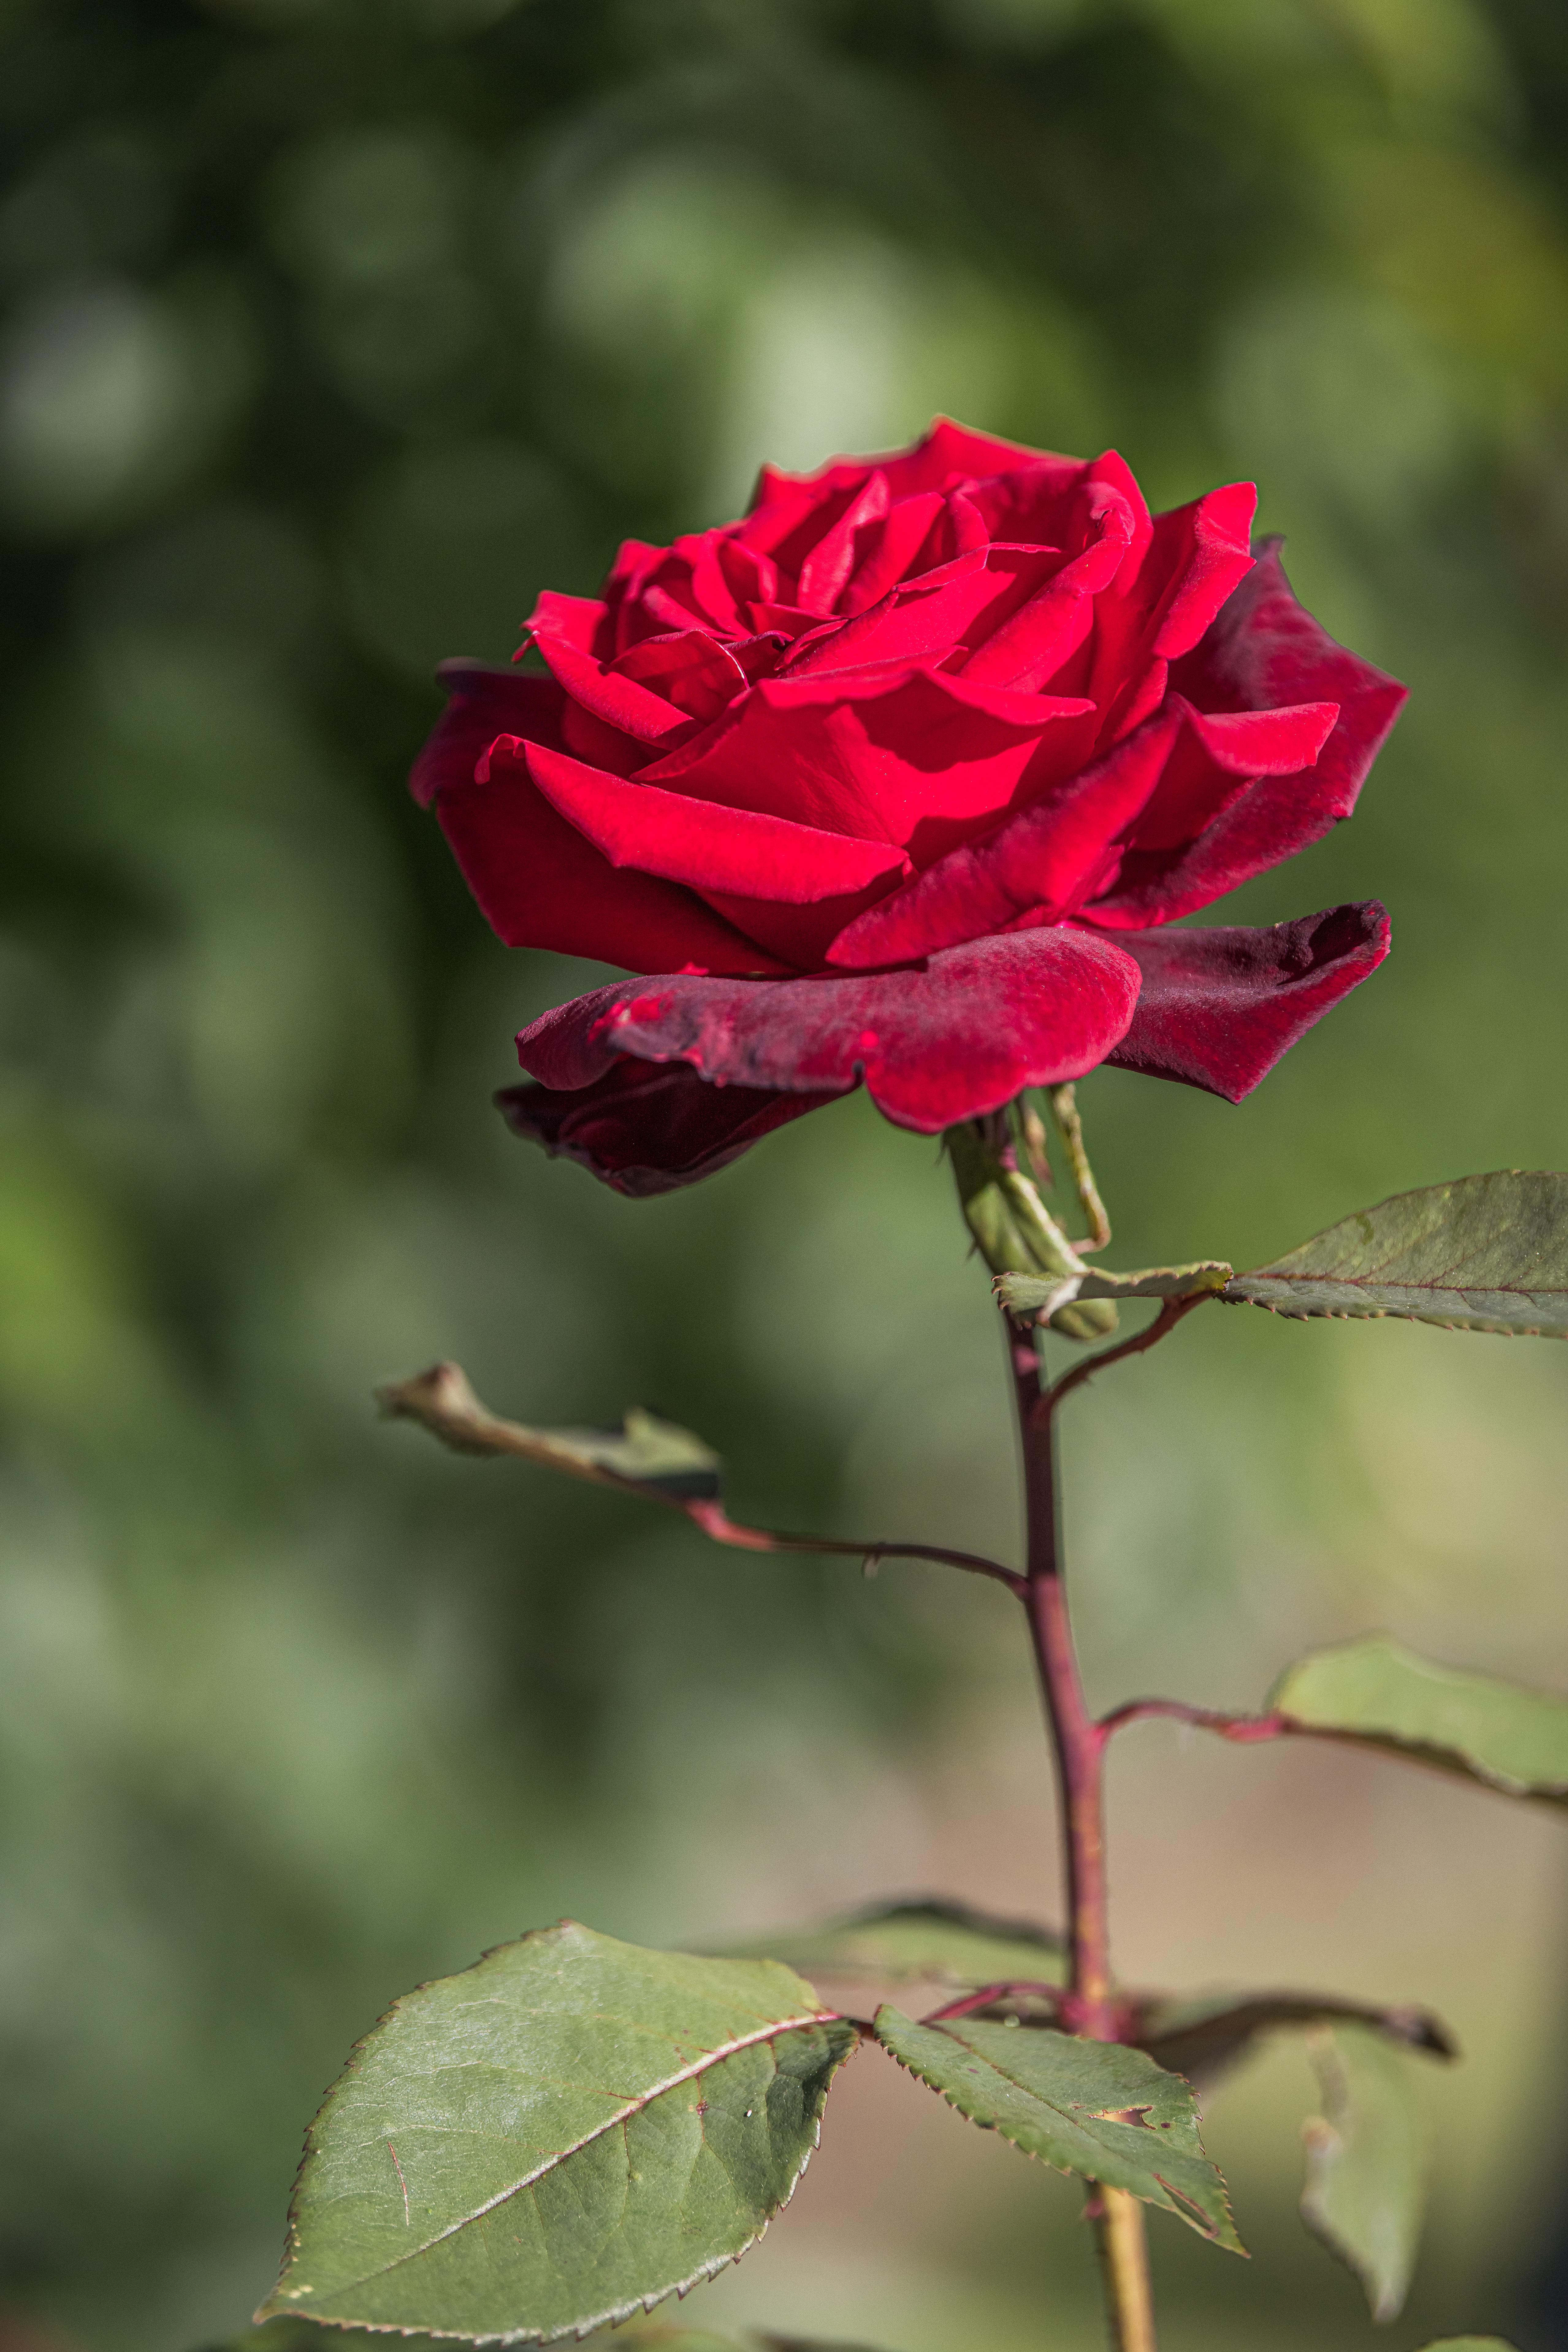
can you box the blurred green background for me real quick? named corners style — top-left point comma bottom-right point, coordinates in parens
top-left (3, 2), bottom-right (1568, 2349)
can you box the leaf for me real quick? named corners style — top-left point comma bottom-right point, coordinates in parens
top-left (221, 2327), bottom-right (875, 2352)
top-left (708, 1899), bottom-right (1066, 1989)
top-left (870, 2006), bottom-right (1243, 2250)
top-left (376, 1362), bottom-right (722, 1499)
top-left (997, 1260), bottom-right (1233, 1319)
top-left (1301, 2023), bottom-right (1426, 2321)
top-left (258, 1921), bottom-right (858, 2343)
top-left (1222, 1170), bottom-right (1568, 1335)
top-left (1131, 1989), bottom-right (1455, 2091)
top-left (1412, 2341), bottom-right (1521, 2349)
top-left (1270, 1635), bottom-right (1568, 1804)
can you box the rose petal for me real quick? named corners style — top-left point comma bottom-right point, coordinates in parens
top-left (1102, 902), bottom-right (1391, 1101)
top-left (409, 659), bottom-right (565, 808)
top-left (1122, 694), bottom-right (1340, 855)
top-left (612, 628), bottom-right (748, 722)
top-left (530, 629), bottom-right (696, 748)
top-left (960, 483), bottom-right (1138, 689)
top-left (436, 740), bottom-right (786, 974)
top-left (523, 737), bottom-right (911, 905)
top-left (827, 708), bottom-right (1185, 967)
top-left (635, 665), bottom-right (1091, 858)
top-left (514, 927), bottom-right (1142, 1134)
top-left (497, 1058), bottom-right (836, 1196)
top-left (1148, 482), bottom-right (1259, 662)
top-left (1092, 543), bottom-right (1406, 926)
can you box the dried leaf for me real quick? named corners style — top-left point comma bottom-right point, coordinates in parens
top-left (377, 1361), bottom-right (722, 1498)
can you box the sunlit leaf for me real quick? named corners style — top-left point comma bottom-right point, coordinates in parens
top-left (257, 1922), bottom-right (857, 2342)
top-left (997, 1260), bottom-right (1233, 1319)
top-left (1223, 1170), bottom-right (1568, 1334)
top-left (1271, 1636), bottom-right (1568, 1803)
top-left (376, 1361), bottom-right (722, 1498)
top-left (871, 2007), bottom-right (1242, 2249)
top-left (1131, 1989), bottom-right (1455, 2090)
top-left (1301, 2023), bottom-right (1426, 2321)
top-left (709, 1899), bottom-right (1065, 1989)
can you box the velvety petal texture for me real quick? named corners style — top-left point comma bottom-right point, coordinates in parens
top-left (411, 422), bottom-right (1403, 1188)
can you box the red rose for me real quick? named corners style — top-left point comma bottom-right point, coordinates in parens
top-left (412, 419), bottom-right (1400, 1194)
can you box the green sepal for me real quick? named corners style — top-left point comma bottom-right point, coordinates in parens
top-left (258, 1922), bottom-right (858, 2343)
top-left (997, 1260), bottom-right (1233, 1319)
top-left (944, 1123), bottom-right (1117, 1341)
top-left (870, 2006), bottom-right (1243, 2251)
top-left (1300, 2023), bottom-right (1426, 2321)
top-left (706, 1898), bottom-right (1066, 1990)
top-left (1270, 1635), bottom-right (1568, 1804)
top-left (376, 1362), bottom-right (722, 1499)
top-left (1223, 1170), bottom-right (1568, 1335)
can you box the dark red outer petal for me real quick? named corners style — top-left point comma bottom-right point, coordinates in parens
top-left (1102, 902), bottom-right (1391, 1102)
top-left (496, 1060), bottom-right (837, 1196)
top-left (1091, 542), bottom-right (1406, 928)
top-left (513, 927), bottom-right (1142, 1136)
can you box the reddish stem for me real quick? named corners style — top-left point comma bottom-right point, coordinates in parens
top-left (683, 1499), bottom-right (1025, 1595)
top-left (1010, 1334), bottom-right (1155, 2350)
top-left (1042, 1296), bottom-right (1204, 1426)
top-left (1099, 1697), bottom-right (1288, 1744)
top-left (1010, 1339), bottom-right (1114, 2034)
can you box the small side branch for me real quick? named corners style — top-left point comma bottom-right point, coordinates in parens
top-left (684, 1499), bottom-right (1026, 1594)
top-left (1042, 1296), bottom-right (1204, 1423)
top-left (1099, 1697), bottom-right (1288, 1745)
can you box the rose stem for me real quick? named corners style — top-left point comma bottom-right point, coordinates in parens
top-left (1010, 1332), bottom-right (1157, 2352)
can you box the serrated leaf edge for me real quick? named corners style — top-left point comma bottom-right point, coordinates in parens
top-left (867, 2014), bottom-right (1242, 2253)
top-left (257, 1926), bottom-right (855, 2346)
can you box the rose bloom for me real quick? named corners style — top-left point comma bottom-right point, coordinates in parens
top-left (413, 420), bottom-right (1402, 1193)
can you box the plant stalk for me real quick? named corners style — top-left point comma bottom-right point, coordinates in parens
top-left (1010, 1337), bottom-right (1157, 2352)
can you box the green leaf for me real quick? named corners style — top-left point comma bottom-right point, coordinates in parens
top-left (1131, 1989), bottom-right (1455, 2091)
top-left (1222, 1170), bottom-right (1568, 1335)
top-left (708, 1899), bottom-right (1066, 1989)
top-left (258, 1921), bottom-right (858, 2343)
top-left (996, 1260), bottom-right (1233, 1319)
top-left (376, 1362), bottom-right (722, 1499)
top-left (225, 2327), bottom-right (876, 2352)
top-left (224, 2326), bottom-right (881, 2352)
top-left (1412, 2341), bottom-right (1521, 2349)
top-left (1301, 2022), bottom-right (1426, 2321)
top-left (870, 2006), bottom-right (1242, 2249)
top-left (1270, 1635), bottom-right (1568, 1804)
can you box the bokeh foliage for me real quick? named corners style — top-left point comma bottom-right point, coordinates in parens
top-left (2, 2), bottom-right (1568, 2349)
